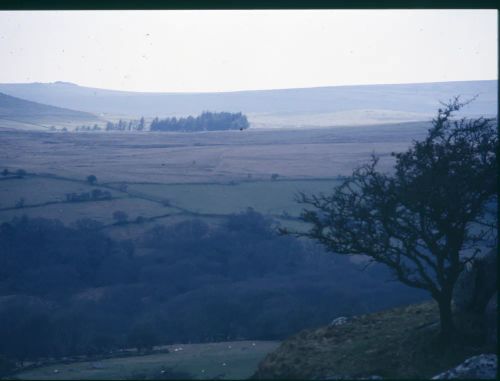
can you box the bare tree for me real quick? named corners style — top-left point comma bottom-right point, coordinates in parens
top-left (282, 98), bottom-right (498, 342)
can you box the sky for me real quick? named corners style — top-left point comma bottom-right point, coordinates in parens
top-left (0, 10), bottom-right (497, 93)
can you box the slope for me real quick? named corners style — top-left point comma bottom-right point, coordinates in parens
top-left (252, 301), bottom-right (495, 379)
top-left (0, 92), bottom-right (101, 131)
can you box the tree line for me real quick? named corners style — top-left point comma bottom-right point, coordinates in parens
top-left (150, 111), bottom-right (249, 132)
top-left (0, 211), bottom-right (425, 364)
top-left (105, 117), bottom-right (146, 131)
top-left (83, 112), bottom-right (250, 133)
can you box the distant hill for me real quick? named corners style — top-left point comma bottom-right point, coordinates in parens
top-left (0, 80), bottom-right (496, 128)
top-left (0, 80), bottom-right (498, 125)
top-left (0, 92), bottom-right (101, 131)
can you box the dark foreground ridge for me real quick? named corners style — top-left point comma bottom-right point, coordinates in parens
top-left (252, 301), bottom-right (497, 380)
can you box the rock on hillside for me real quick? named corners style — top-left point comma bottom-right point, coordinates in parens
top-left (453, 248), bottom-right (497, 314)
top-left (432, 354), bottom-right (497, 379)
top-left (252, 301), bottom-right (496, 380)
top-left (453, 248), bottom-right (498, 345)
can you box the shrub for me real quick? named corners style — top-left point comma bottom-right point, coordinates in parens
top-left (15, 169), bottom-right (26, 178)
top-left (86, 175), bottom-right (97, 185)
top-left (113, 211), bottom-right (128, 224)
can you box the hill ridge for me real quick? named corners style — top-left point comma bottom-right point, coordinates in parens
top-left (12, 78), bottom-right (498, 95)
top-left (0, 92), bottom-right (97, 117)
top-left (0, 91), bottom-right (100, 131)
top-left (0, 80), bottom-right (496, 123)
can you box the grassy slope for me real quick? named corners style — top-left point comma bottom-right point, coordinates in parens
top-left (0, 92), bottom-right (100, 130)
top-left (253, 301), bottom-right (496, 380)
top-left (13, 341), bottom-right (280, 380)
top-left (0, 92), bottom-right (94, 118)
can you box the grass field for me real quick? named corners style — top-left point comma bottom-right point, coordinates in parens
top-left (0, 196), bottom-right (179, 225)
top-left (0, 176), bottom-right (125, 209)
top-left (13, 341), bottom-right (280, 380)
top-left (0, 123), bottom-right (429, 184)
top-left (0, 173), bottom-right (341, 226)
top-left (0, 124), bottom-right (429, 230)
top-left (126, 179), bottom-right (342, 217)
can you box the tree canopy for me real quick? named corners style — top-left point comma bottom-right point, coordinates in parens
top-left (284, 97), bottom-right (498, 342)
top-left (150, 111), bottom-right (249, 132)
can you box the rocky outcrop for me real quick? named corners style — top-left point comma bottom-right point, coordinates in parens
top-left (318, 375), bottom-right (383, 380)
top-left (453, 248), bottom-right (497, 343)
top-left (329, 317), bottom-right (349, 327)
top-left (431, 354), bottom-right (497, 379)
top-left (453, 249), bottom-right (497, 314)
top-left (485, 292), bottom-right (497, 345)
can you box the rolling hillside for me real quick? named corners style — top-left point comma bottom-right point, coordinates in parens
top-left (0, 80), bottom-right (496, 128)
top-left (252, 301), bottom-right (495, 379)
top-left (0, 92), bottom-right (101, 131)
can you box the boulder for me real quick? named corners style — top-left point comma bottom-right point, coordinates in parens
top-left (453, 249), bottom-right (497, 314)
top-left (453, 249), bottom-right (497, 343)
top-left (485, 292), bottom-right (497, 346)
top-left (431, 354), bottom-right (497, 379)
top-left (329, 317), bottom-right (349, 327)
top-left (317, 374), bottom-right (383, 380)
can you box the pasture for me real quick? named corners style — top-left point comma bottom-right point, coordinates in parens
top-left (0, 176), bottom-right (125, 209)
top-left (0, 122), bottom-right (429, 184)
top-left (126, 179), bottom-right (341, 216)
top-left (0, 174), bottom-right (335, 230)
top-left (0, 122), bottom-right (430, 231)
top-left (14, 341), bottom-right (280, 380)
top-left (0, 193), bottom-right (177, 225)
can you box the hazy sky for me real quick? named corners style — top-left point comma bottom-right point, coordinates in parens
top-left (0, 10), bottom-right (497, 92)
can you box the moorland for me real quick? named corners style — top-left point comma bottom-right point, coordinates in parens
top-left (0, 79), bottom-right (497, 379)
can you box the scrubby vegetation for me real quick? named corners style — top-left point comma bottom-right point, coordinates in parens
top-left (252, 301), bottom-right (496, 379)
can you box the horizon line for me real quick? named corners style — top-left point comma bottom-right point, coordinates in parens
top-left (0, 78), bottom-right (497, 95)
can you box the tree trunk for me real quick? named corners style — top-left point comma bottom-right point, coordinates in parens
top-left (437, 294), bottom-right (455, 343)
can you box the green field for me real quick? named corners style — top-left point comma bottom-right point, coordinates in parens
top-left (0, 176), bottom-right (125, 209)
top-left (0, 174), bottom-right (341, 229)
top-left (0, 124), bottom-right (422, 228)
top-left (0, 197), bottom-right (179, 225)
top-left (14, 341), bottom-right (280, 380)
top-left (127, 179), bottom-right (342, 217)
